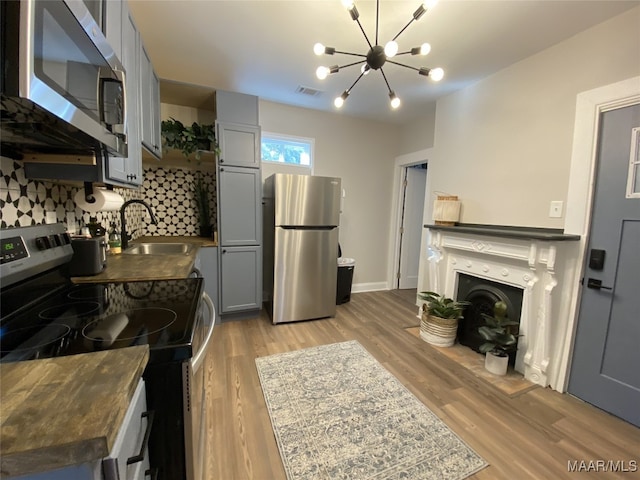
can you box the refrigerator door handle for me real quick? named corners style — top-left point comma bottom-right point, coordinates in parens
top-left (280, 226), bottom-right (337, 230)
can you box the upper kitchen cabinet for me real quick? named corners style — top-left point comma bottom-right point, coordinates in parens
top-left (217, 123), bottom-right (260, 169)
top-left (140, 44), bottom-right (162, 160)
top-left (215, 90), bottom-right (259, 126)
top-left (105, 0), bottom-right (142, 185)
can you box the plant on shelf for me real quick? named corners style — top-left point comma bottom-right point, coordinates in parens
top-left (418, 291), bottom-right (469, 348)
top-left (161, 117), bottom-right (220, 161)
top-left (478, 301), bottom-right (521, 376)
top-left (194, 175), bottom-right (213, 238)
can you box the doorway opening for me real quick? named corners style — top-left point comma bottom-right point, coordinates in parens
top-left (396, 163), bottom-right (427, 290)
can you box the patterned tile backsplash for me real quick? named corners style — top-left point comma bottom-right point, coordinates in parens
top-left (0, 156), bottom-right (217, 241)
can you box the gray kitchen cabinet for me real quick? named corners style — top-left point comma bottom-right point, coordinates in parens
top-left (215, 90), bottom-right (259, 126)
top-left (217, 122), bottom-right (261, 169)
top-left (219, 246), bottom-right (262, 313)
top-left (9, 379), bottom-right (151, 480)
top-left (195, 246), bottom-right (220, 321)
top-left (218, 166), bottom-right (262, 246)
top-left (140, 43), bottom-right (162, 159)
top-left (106, 0), bottom-right (142, 186)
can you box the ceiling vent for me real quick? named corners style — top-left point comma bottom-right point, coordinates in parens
top-left (296, 85), bottom-right (323, 97)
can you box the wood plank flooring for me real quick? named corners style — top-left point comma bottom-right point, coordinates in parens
top-left (204, 290), bottom-right (640, 479)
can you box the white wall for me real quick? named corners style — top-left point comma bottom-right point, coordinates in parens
top-left (398, 104), bottom-right (437, 155)
top-left (426, 7), bottom-right (640, 230)
top-left (259, 101), bottom-right (401, 289)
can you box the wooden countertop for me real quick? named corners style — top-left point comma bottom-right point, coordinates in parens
top-left (0, 346), bottom-right (149, 477)
top-left (71, 236), bottom-right (217, 284)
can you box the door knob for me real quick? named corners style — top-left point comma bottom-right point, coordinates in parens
top-left (586, 278), bottom-right (613, 291)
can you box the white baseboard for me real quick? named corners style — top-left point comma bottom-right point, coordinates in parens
top-left (351, 282), bottom-right (389, 293)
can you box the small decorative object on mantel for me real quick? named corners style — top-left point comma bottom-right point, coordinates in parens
top-left (478, 301), bottom-right (521, 376)
top-left (161, 117), bottom-right (220, 161)
top-left (418, 291), bottom-right (469, 347)
top-left (433, 194), bottom-right (461, 226)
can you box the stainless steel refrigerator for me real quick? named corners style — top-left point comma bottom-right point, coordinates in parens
top-left (263, 174), bottom-right (341, 324)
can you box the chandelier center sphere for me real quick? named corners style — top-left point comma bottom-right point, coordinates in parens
top-left (366, 45), bottom-right (386, 70)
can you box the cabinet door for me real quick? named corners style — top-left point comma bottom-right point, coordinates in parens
top-left (106, 2), bottom-right (142, 186)
top-left (197, 246), bottom-right (219, 320)
top-left (219, 246), bottom-right (262, 313)
top-left (218, 166), bottom-right (261, 246)
top-left (217, 122), bottom-right (260, 168)
top-left (140, 44), bottom-right (161, 159)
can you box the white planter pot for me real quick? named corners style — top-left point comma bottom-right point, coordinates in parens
top-left (485, 351), bottom-right (509, 376)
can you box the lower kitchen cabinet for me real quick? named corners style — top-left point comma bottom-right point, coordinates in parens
top-left (195, 246), bottom-right (219, 321)
top-left (9, 379), bottom-right (151, 480)
top-left (219, 246), bottom-right (262, 314)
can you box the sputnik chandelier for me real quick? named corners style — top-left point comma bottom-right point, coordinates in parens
top-left (314, 0), bottom-right (443, 110)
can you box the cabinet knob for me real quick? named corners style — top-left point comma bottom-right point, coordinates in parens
top-left (220, 168), bottom-right (224, 172)
top-left (222, 249), bottom-right (227, 254)
top-left (220, 158), bottom-right (224, 163)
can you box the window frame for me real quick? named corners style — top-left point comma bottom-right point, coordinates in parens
top-left (261, 132), bottom-right (315, 172)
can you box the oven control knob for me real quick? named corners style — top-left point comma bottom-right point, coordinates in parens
top-left (35, 236), bottom-right (51, 250)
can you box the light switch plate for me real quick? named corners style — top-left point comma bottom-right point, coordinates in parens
top-left (549, 201), bottom-right (563, 218)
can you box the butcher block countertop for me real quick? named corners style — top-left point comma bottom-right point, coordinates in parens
top-left (0, 346), bottom-right (149, 477)
top-left (71, 235), bottom-right (217, 284)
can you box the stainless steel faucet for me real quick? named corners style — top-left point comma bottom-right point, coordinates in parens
top-left (119, 199), bottom-right (158, 250)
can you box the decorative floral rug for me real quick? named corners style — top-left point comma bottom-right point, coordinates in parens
top-left (255, 340), bottom-right (488, 480)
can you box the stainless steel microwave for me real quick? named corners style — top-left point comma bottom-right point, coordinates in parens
top-left (0, 0), bottom-right (128, 158)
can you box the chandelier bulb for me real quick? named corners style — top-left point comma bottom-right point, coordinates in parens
top-left (430, 67), bottom-right (444, 81)
top-left (389, 92), bottom-right (401, 109)
top-left (314, 43), bottom-right (325, 56)
top-left (420, 43), bottom-right (431, 55)
top-left (334, 91), bottom-right (349, 108)
top-left (384, 41), bottom-right (399, 58)
top-left (423, 0), bottom-right (438, 10)
top-left (361, 64), bottom-right (370, 75)
top-left (342, 0), bottom-right (354, 9)
top-left (316, 66), bottom-right (329, 80)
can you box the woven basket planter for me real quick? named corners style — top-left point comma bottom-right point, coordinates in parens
top-left (420, 310), bottom-right (459, 347)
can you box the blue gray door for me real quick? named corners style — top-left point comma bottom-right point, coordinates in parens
top-left (568, 103), bottom-right (640, 427)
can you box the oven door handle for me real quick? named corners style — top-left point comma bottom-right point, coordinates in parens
top-left (192, 292), bottom-right (215, 372)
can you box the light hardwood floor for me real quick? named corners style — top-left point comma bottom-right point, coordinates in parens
top-left (204, 290), bottom-right (640, 479)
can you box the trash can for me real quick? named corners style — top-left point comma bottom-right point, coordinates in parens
top-left (337, 257), bottom-right (355, 305)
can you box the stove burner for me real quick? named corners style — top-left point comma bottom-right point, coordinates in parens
top-left (82, 308), bottom-right (177, 344)
top-left (39, 302), bottom-right (101, 320)
top-left (0, 323), bottom-right (72, 353)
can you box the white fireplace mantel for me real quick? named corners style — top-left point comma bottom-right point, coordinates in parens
top-left (425, 225), bottom-right (580, 389)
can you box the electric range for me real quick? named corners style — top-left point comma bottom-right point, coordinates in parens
top-left (0, 223), bottom-right (215, 480)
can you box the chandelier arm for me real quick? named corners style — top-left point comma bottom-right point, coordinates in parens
top-left (338, 60), bottom-right (367, 70)
top-left (391, 17), bottom-right (416, 42)
top-left (333, 51), bottom-right (368, 58)
top-left (354, 18), bottom-right (373, 49)
top-left (379, 67), bottom-right (393, 95)
top-left (375, 0), bottom-right (380, 45)
top-left (386, 59), bottom-right (420, 72)
top-left (395, 51), bottom-right (414, 57)
top-left (346, 71), bottom-right (366, 94)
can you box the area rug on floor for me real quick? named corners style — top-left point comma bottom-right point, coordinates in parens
top-left (255, 340), bottom-right (488, 480)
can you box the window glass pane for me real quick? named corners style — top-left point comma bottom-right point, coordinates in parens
top-left (261, 134), bottom-right (313, 167)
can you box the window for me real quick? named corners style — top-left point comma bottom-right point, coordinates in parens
top-left (261, 133), bottom-right (314, 168)
top-left (627, 127), bottom-right (640, 199)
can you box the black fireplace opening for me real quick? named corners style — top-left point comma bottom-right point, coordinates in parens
top-left (456, 273), bottom-right (523, 365)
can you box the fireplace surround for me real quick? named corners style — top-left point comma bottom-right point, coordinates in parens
top-left (424, 224), bottom-right (580, 388)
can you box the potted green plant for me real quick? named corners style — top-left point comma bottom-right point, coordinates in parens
top-left (161, 117), bottom-right (220, 161)
top-left (478, 301), bottom-right (521, 376)
top-left (418, 291), bottom-right (469, 347)
top-left (194, 175), bottom-right (212, 238)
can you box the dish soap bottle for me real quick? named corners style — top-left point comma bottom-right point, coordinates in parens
top-left (108, 222), bottom-right (122, 254)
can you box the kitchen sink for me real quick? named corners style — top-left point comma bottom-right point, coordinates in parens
top-left (124, 242), bottom-right (194, 255)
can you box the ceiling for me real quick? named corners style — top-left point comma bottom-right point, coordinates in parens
top-left (128, 0), bottom-right (638, 125)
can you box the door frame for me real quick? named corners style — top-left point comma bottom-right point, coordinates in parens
top-left (387, 148), bottom-right (433, 296)
top-left (558, 76), bottom-right (640, 391)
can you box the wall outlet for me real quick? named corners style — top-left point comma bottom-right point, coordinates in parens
top-left (549, 201), bottom-right (563, 218)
